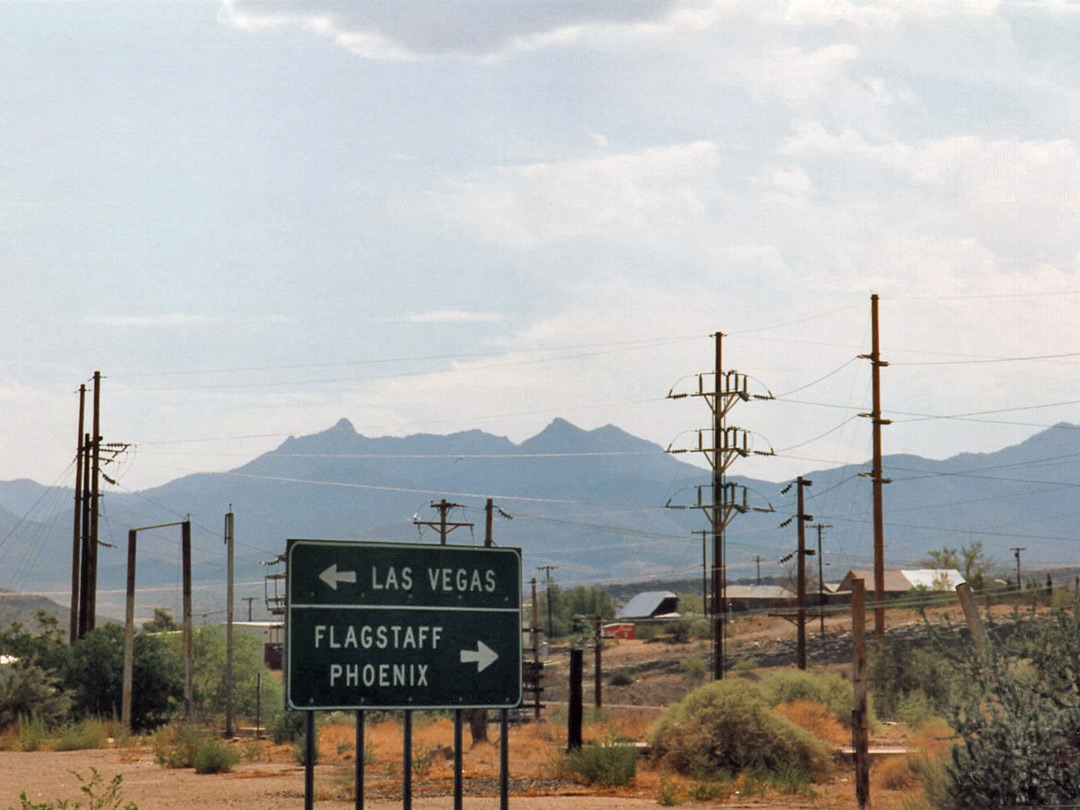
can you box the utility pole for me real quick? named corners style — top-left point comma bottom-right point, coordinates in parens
top-left (666, 332), bottom-right (773, 681)
top-left (694, 530), bottom-right (709, 612)
top-left (86, 372), bottom-right (102, 636)
top-left (414, 499), bottom-right (472, 544)
top-left (1011, 547), bottom-right (1026, 589)
top-left (69, 384), bottom-right (86, 644)
top-left (796, 477), bottom-right (812, 670)
top-left (754, 555), bottom-right (762, 586)
top-left (538, 565), bottom-right (559, 637)
top-left (779, 478), bottom-right (813, 669)
top-left (813, 524), bottom-right (833, 639)
top-left (711, 332), bottom-right (726, 680)
top-left (72, 372), bottom-right (128, 641)
top-left (859, 295), bottom-right (890, 640)
top-left (243, 596), bottom-right (257, 622)
top-left (225, 510), bottom-right (235, 738)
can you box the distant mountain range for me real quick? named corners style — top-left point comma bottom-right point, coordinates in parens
top-left (1, 418), bottom-right (1078, 622)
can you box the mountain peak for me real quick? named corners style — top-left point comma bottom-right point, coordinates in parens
top-left (521, 418), bottom-right (658, 453)
top-left (330, 418), bottom-right (355, 433)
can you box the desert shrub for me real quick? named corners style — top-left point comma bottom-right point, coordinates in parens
top-left (773, 699), bottom-right (848, 746)
top-left (192, 737), bottom-right (239, 774)
top-left (876, 754), bottom-right (918, 790)
top-left (0, 659), bottom-right (72, 731)
top-left (680, 655), bottom-right (706, 681)
top-left (732, 657), bottom-right (758, 673)
top-left (894, 689), bottom-right (936, 728)
top-left (759, 669), bottom-right (854, 728)
top-left (872, 717), bottom-right (952, 803)
top-left (649, 679), bottom-right (830, 784)
top-left (153, 723), bottom-right (203, 768)
top-left (270, 710), bottom-right (309, 744)
top-left (562, 741), bottom-right (637, 786)
top-left (53, 717), bottom-right (110, 751)
top-left (635, 624), bottom-right (659, 641)
top-left (609, 670), bottom-right (634, 687)
top-left (6, 767), bottom-right (137, 810)
top-left (656, 776), bottom-right (682, 806)
top-left (870, 642), bottom-right (959, 721)
top-left (929, 605), bottom-right (1080, 809)
top-left (14, 716), bottom-right (50, 752)
top-left (292, 732), bottom-right (320, 766)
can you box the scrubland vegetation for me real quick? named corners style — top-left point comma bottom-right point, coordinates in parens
top-left (4, 593), bottom-right (1080, 808)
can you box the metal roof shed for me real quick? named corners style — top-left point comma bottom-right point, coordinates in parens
top-left (617, 591), bottom-right (679, 620)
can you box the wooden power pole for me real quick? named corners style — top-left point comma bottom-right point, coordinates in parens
top-left (860, 295), bottom-right (890, 640)
top-left (796, 476), bottom-right (812, 670)
top-left (69, 384), bottom-right (86, 644)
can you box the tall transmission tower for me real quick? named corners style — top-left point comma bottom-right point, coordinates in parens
top-left (667, 333), bottom-right (773, 679)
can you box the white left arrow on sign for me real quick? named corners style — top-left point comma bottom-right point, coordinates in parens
top-left (319, 563), bottom-right (357, 590)
top-left (460, 640), bottom-right (499, 673)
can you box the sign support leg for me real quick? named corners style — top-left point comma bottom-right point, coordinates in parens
top-left (500, 709), bottom-right (509, 810)
top-left (454, 709), bottom-right (463, 810)
top-left (355, 711), bottom-right (364, 810)
top-left (568, 649), bottom-right (583, 751)
top-left (403, 710), bottom-right (413, 810)
top-left (304, 711), bottom-right (315, 810)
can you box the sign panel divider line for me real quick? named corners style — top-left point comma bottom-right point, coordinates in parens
top-left (289, 603), bottom-right (520, 613)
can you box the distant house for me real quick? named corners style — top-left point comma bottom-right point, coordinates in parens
top-left (617, 591), bottom-right (679, 621)
top-left (836, 569), bottom-right (966, 597)
top-left (726, 584), bottom-right (796, 613)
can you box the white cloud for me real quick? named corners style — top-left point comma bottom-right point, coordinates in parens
top-left (371, 311), bottom-right (505, 324)
top-left (584, 128), bottom-right (610, 149)
top-left (752, 42), bottom-right (861, 105)
top-left (781, 0), bottom-right (1001, 27)
top-left (84, 314), bottom-right (217, 328)
top-left (418, 141), bottom-right (721, 248)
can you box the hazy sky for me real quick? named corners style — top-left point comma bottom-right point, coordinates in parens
top-left (4, 0), bottom-right (1080, 494)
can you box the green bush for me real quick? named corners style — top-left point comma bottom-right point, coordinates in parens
top-left (0, 659), bottom-right (72, 731)
top-left (14, 716), bottom-right (50, 752)
top-left (894, 690), bottom-right (936, 728)
top-left (940, 606), bottom-right (1080, 808)
top-left (680, 655), bottom-right (706, 681)
top-left (153, 724), bottom-right (203, 769)
top-left (292, 733), bottom-right (320, 766)
top-left (870, 643), bottom-right (958, 721)
top-left (609, 670), bottom-right (634, 687)
top-left (53, 718), bottom-right (110, 751)
top-left (759, 669), bottom-right (857, 728)
top-left (649, 679), bottom-right (830, 784)
top-left (270, 710), bottom-right (309, 744)
top-left (563, 741), bottom-right (637, 786)
top-left (193, 737), bottom-right (239, 774)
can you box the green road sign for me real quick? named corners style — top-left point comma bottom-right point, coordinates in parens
top-left (286, 540), bottom-right (522, 711)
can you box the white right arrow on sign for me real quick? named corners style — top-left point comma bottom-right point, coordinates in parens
top-left (460, 640), bottom-right (499, 673)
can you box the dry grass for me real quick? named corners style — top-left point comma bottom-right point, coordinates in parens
top-left (774, 699), bottom-right (850, 747)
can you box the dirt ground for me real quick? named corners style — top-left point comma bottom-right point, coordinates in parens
top-left (1, 604), bottom-right (990, 810)
top-left (0, 740), bottom-right (872, 810)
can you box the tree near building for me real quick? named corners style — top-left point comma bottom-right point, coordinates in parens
top-left (63, 624), bottom-right (183, 731)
